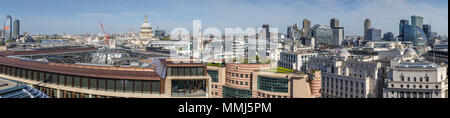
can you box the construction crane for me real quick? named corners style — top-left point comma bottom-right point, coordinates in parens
top-left (99, 21), bottom-right (109, 45)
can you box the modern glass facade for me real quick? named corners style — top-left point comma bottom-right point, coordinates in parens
top-left (222, 86), bottom-right (252, 98)
top-left (258, 76), bottom-right (289, 93)
top-left (171, 80), bottom-right (206, 96)
top-left (167, 67), bottom-right (204, 76)
top-left (313, 26), bottom-right (333, 46)
top-left (0, 65), bottom-right (162, 98)
top-left (411, 16), bottom-right (423, 29)
top-left (403, 25), bottom-right (428, 46)
top-left (399, 20), bottom-right (409, 37)
top-left (207, 70), bottom-right (219, 83)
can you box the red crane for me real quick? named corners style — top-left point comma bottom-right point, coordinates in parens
top-left (99, 21), bottom-right (109, 45)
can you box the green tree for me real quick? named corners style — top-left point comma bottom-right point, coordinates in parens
top-left (161, 37), bottom-right (171, 41)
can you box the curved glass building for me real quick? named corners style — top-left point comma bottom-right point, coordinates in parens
top-left (403, 25), bottom-right (427, 46)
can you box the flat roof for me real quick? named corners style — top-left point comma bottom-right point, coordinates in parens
top-left (0, 57), bottom-right (161, 81)
top-left (0, 79), bottom-right (17, 91)
top-left (0, 47), bottom-right (97, 56)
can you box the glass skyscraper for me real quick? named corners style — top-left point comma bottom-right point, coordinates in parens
top-left (399, 19), bottom-right (409, 37)
top-left (403, 25), bottom-right (427, 46)
top-left (313, 25), bottom-right (333, 46)
top-left (411, 15), bottom-right (424, 29)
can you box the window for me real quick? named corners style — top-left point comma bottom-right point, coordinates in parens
top-left (151, 81), bottom-right (160, 94)
top-left (134, 81), bottom-right (143, 93)
top-left (66, 76), bottom-right (73, 87)
top-left (73, 77), bottom-right (81, 88)
top-left (197, 68), bottom-right (204, 76)
top-left (116, 80), bottom-right (124, 92)
top-left (125, 80), bottom-right (133, 93)
top-left (184, 68), bottom-right (191, 76)
top-left (58, 75), bottom-right (65, 85)
top-left (258, 76), bottom-right (289, 93)
top-left (90, 78), bottom-right (97, 90)
top-left (27, 70), bottom-right (32, 80)
top-left (222, 86), bottom-right (252, 98)
top-left (207, 70), bottom-right (219, 83)
top-left (143, 81), bottom-right (151, 94)
top-left (33, 71), bottom-right (38, 81)
top-left (98, 79), bottom-right (106, 91)
top-left (52, 74), bottom-right (58, 85)
top-left (107, 79), bottom-right (115, 92)
top-left (82, 77), bottom-right (89, 89)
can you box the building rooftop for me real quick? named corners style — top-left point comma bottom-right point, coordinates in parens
top-left (398, 62), bottom-right (441, 68)
top-left (0, 56), bottom-right (161, 80)
top-left (0, 78), bottom-right (49, 98)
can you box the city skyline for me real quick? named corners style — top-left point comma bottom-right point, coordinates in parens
top-left (0, 0), bottom-right (448, 36)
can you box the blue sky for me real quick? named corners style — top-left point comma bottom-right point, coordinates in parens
top-left (0, 0), bottom-right (448, 36)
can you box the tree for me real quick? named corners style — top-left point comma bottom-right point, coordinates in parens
top-left (161, 37), bottom-right (171, 41)
top-left (36, 38), bottom-right (43, 43)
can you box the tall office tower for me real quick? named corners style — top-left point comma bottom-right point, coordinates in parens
top-left (423, 24), bottom-right (432, 39)
top-left (3, 15), bottom-right (12, 41)
top-left (302, 19), bottom-right (311, 38)
top-left (367, 28), bottom-right (382, 41)
top-left (13, 19), bottom-right (19, 39)
top-left (364, 19), bottom-right (371, 40)
top-left (399, 19), bottom-right (409, 38)
top-left (262, 24), bottom-right (270, 40)
top-left (330, 18), bottom-right (339, 29)
top-left (332, 28), bottom-right (345, 46)
top-left (411, 15), bottom-right (423, 29)
top-left (287, 26), bottom-right (292, 38)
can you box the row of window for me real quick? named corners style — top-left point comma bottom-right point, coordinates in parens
top-left (390, 91), bottom-right (439, 98)
top-left (171, 80), bottom-right (207, 96)
top-left (323, 77), bottom-right (365, 89)
top-left (400, 76), bottom-right (430, 82)
top-left (1, 65), bottom-right (161, 94)
top-left (227, 72), bottom-right (250, 78)
top-left (226, 79), bottom-right (249, 86)
top-left (222, 86), bottom-right (252, 98)
top-left (394, 84), bottom-right (439, 89)
top-left (257, 92), bottom-right (288, 98)
top-left (167, 67), bottom-right (205, 77)
top-left (258, 76), bottom-right (289, 93)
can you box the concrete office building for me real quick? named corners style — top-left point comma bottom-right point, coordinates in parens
top-left (364, 19), bottom-right (371, 40)
top-left (384, 62), bottom-right (447, 98)
top-left (367, 28), bottom-right (382, 41)
top-left (330, 18), bottom-right (339, 29)
top-left (307, 49), bottom-right (383, 98)
top-left (332, 28), bottom-right (345, 46)
top-left (302, 19), bottom-right (312, 38)
top-left (278, 51), bottom-right (318, 72)
top-left (214, 64), bottom-right (318, 98)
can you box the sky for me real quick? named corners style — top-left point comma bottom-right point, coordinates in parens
top-left (0, 0), bottom-right (448, 36)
